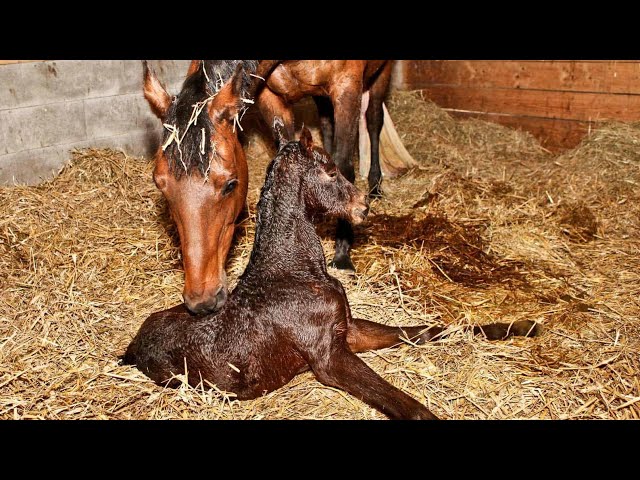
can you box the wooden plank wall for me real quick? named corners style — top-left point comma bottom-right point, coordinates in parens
top-left (398, 60), bottom-right (640, 151)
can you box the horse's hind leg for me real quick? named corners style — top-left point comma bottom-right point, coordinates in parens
top-left (257, 87), bottom-right (296, 141)
top-left (310, 347), bottom-right (438, 420)
top-left (347, 318), bottom-right (446, 353)
top-left (365, 61), bottom-right (392, 198)
top-left (347, 318), bottom-right (540, 354)
top-left (328, 86), bottom-right (362, 271)
top-left (472, 320), bottom-right (540, 339)
top-left (313, 96), bottom-right (334, 153)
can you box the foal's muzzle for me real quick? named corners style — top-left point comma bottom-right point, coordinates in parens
top-left (350, 192), bottom-right (370, 225)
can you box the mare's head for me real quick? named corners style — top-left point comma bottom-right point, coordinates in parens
top-left (143, 60), bottom-right (258, 314)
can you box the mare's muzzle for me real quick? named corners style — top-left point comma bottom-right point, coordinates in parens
top-left (183, 285), bottom-right (228, 315)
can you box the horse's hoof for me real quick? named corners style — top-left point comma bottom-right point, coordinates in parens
top-left (328, 256), bottom-right (356, 271)
top-left (368, 185), bottom-right (383, 199)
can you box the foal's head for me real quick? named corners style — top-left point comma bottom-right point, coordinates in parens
top-left (272, 123), bottom-right (369, 225)
top-left (143, 60), bottom-right (257, 314)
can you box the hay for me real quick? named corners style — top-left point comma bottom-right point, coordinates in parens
top-left (1, 91), bottom-right (639, 419)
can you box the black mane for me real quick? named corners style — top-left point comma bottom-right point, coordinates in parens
top-left (162, 60), bottom-right (259, 177)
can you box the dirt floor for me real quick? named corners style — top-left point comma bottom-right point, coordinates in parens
top-left (1, 91), bottom-right (639, 419)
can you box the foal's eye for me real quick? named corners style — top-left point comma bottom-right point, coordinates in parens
top-left (222, 179), bottom-right (238, 196)
top-left (327, 169), bottom-right (338, 179)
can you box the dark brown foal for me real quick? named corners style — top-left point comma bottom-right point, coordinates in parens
top-left (122, 124), bottom-right (539, 420)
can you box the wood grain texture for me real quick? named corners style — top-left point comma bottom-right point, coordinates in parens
top-left (448, 111), bottom-right (592, 151)
top-left (398, 60), bottom-right (640, 149)
top-left (403, 60), bottom-right (640, 94)
top-left (418, 85), bottom-right (640, 122)
top-left (0, 60), bottom-right (43, 65)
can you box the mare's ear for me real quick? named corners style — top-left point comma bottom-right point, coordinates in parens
top-left (142, 60), bottom-right (172, 119)
top-left (273, 116), bottom-right (287, 151)
top-left (186, 60), bottom-right (202, 77)
top-left (208, 63), bottom-right (246, 123)
top-left (299, 126), bottom-right (314, 155)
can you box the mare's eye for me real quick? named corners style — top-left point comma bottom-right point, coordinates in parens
top-left (222, 179), bottom-right (238, 196)
top-left (327, 169), bottom-right (338, 179)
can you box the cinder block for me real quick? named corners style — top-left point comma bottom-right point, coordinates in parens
top-left (84, 94), bottom-right (141, 139)
top-left (0, 118), bottom-right (7, 155)
top-left (121, 60), bottom-right (190, 96)
top-left (134, 93), bottom-right (162, 132)
top-left (68, 129), bottom-right (162, 159)
top-left (0, 128), bottom-right (163, 186)
top-left (0, 144), bottom-right (70, 185)
top-left (1, 100), bottom-right (87, 154)
top-left (3, 61), bottom-right (125, 108)
top-left (0, 63), bottom-right (24, 110)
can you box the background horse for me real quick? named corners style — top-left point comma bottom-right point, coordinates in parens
top-left (255, 60), bottom-right (394, 271)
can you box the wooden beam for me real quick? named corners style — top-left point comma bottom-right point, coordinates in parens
top-left (418, 85), bottom-right (640, 123)
top-left (0, 60), bottom-right (43, 65)
top-left (404, 60), bottom-right (640, 95)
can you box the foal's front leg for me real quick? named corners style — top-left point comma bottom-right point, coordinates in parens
top-left (309, 345), bottom-right (438, 420)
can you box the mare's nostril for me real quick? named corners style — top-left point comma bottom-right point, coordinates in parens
top-left (184, 286), bottom-right (228, 315)
top-left (214, 287), bottom-right (228, 310)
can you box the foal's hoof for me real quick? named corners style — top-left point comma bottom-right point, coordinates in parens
top-left (510, 320), bottom-right (541, 337)
top-left (328, 256), bottom-right (356, 271)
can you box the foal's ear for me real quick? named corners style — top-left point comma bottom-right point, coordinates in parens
top-left (208, 63), bottom-right (246, 123)
top-left (142, 60), bottom-right (172, 119)
top-left (300, 127), bottom-right (314, 154)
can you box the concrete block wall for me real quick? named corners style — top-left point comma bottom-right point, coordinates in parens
top-left (0, 60), bottom-right (191, 185)
top-left (0, 60), bottom-right (407, 185)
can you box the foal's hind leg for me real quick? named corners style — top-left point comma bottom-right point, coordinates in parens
top-left (310, 346), bottom-right (438, 420)
top-left (365, 62), bottom-right (392, 198)
top-left (347, 318), bottom-right (540, 353)
top-left (347, 318), bottom-right (446, 352)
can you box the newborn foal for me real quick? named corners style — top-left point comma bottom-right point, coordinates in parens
top-left (123, 126), bottom-right (538, 420)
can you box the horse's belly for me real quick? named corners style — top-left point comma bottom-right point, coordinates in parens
top-left (266, 63), bottom-right (332, 101)
top-left (188, 346), bottom-right (308, 401)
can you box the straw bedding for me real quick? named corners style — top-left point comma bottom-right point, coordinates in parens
top-left (1, 91), bottom-right (638, 419)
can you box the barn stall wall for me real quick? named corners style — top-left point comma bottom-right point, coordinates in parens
top-left (393, 60), bottom-right (640, 151)
top-left (0, 60), bottom-right (191, 185)
top-left (3, 60), bottom-right (638, 185)
top-left (0, 60), bottom-right (406, 186)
